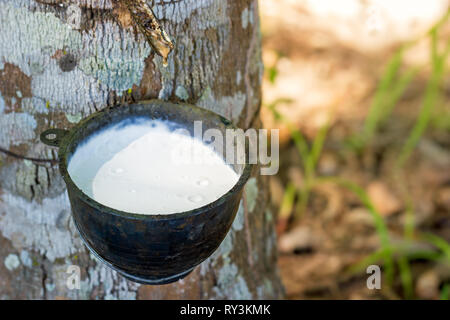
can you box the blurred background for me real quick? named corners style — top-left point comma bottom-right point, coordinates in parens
top-left (259, 0), bottom-right (450, 299)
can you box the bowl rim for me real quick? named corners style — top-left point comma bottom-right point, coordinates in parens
top-left (58, 99), bottom-right (254, 221)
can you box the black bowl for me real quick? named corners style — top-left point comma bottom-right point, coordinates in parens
top-left (40, 100), bottom-right (252, 284)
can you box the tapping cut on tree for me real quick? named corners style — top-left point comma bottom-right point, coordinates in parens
top-left (121, 0), bottom-right (174, 66)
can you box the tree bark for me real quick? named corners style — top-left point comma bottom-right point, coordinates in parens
top-left (0, 0), bottom-right (283, 299)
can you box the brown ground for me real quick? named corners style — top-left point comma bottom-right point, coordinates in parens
top-left (260, 0), bottom-right (450, 299)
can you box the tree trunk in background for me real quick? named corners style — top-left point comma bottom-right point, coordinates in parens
top-left (0, 0), bottom-right (283, 299)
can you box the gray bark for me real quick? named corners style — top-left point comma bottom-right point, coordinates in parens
top-left (0, 0), bottom-right (283, 299)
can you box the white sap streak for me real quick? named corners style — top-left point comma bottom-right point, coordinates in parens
top-left (68, 119), bottom-right (239, 215)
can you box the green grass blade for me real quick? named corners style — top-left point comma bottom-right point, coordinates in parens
top-left (403, 198), bottom-right (415, 240)
top-left (397, 32), bottom-right (449, 167)
top-left (266, 99), bottom-right (310, 165)
top-left (360, 49), bottom-right (404, 146)
top-left (347, 249), bottom-right (385, 274)
top-left (268, 66), bottom-right (279, 84)
top-left (441, 283), bottom-right (450, 300)
top-left (308, 121), bottom-right (330, 175)
top-left (381, 67), bottom-right (418, 121)
top-left (279, 182), bottom-right (297, 220)
top-left (319, 177), bottom-right (395, 285)
top-left (294, 121), bottom-right (331, 218)
top-left (398, 256), bottom-right (414, 299)
top-left (421, 233), bottom-right (450, 260)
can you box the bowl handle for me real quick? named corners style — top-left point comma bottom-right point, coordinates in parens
top-left (40, 129), bottom-right (69, 147)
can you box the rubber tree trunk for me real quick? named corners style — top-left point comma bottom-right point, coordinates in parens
top-left (0, 0), bottom-right (283, 299)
